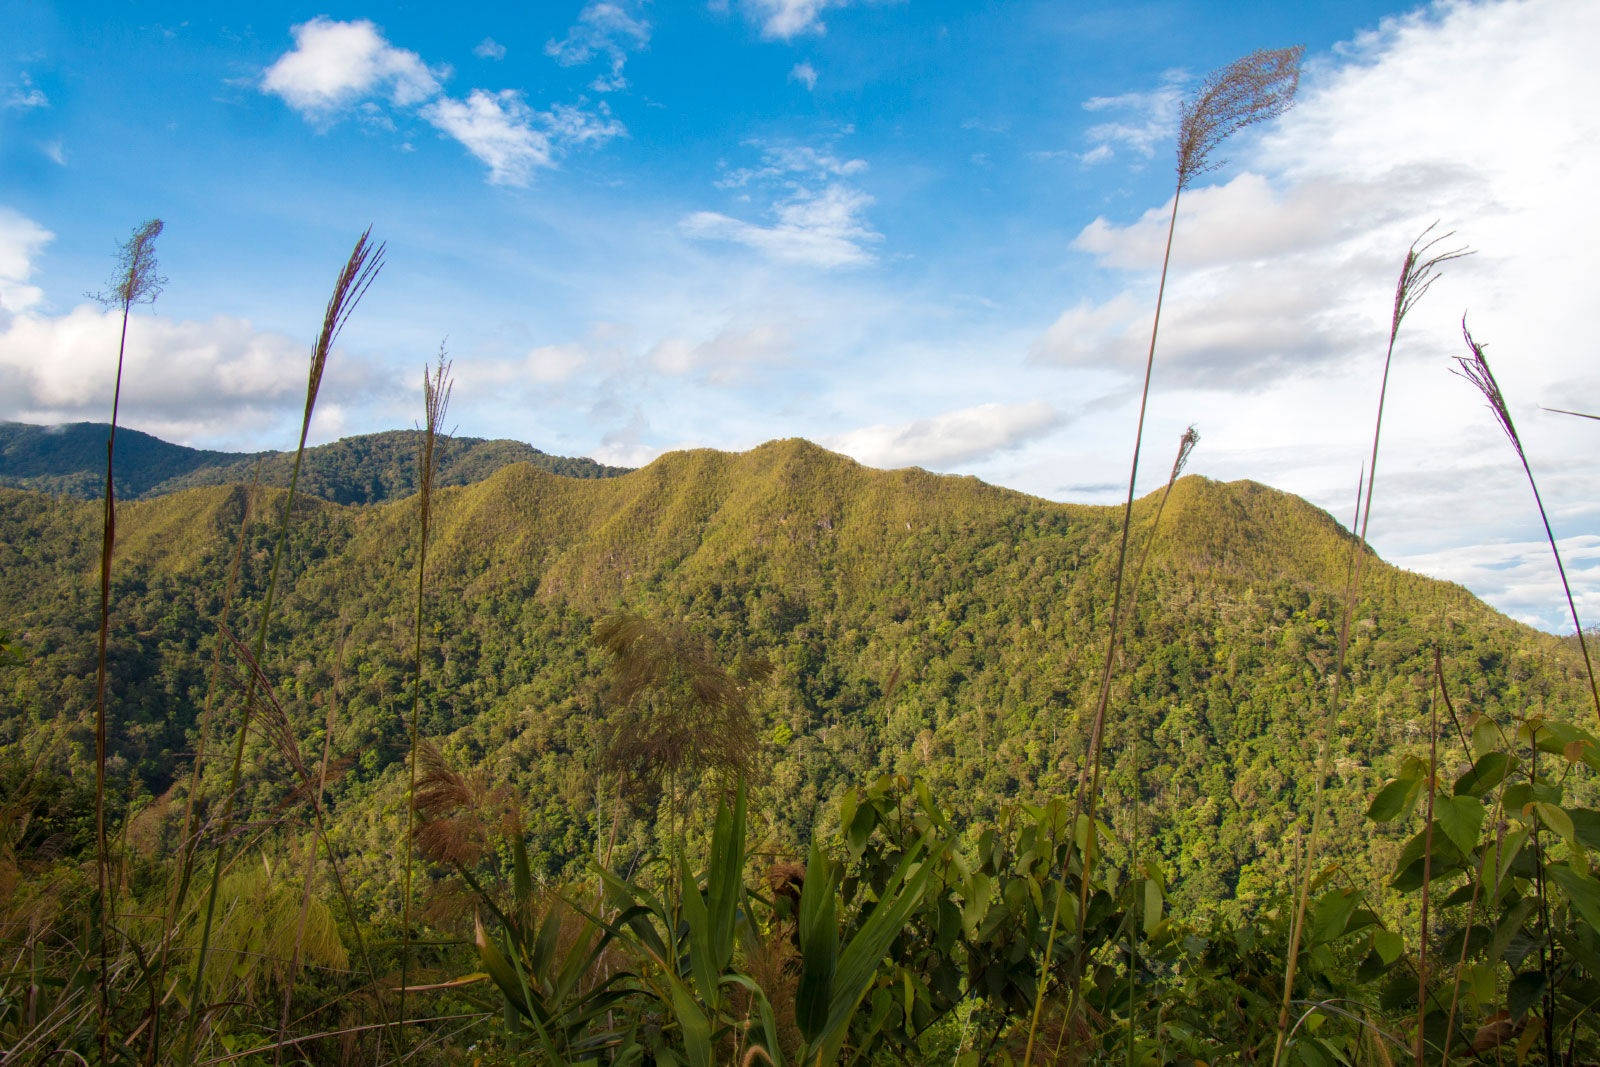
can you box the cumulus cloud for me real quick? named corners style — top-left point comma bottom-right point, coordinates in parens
top-left (0, 304), bottom-right (385, 442)
top-left (824, 401), bottom-right (1061, 469)
top-left (0, 208), bottom-right (53, 318)
top-left (261, 17), bottom-right (442, 116)
top-left (789, 61), bottom-right (818, 90)
top-left (1023, 0), bottom-right (1600, 631)
top-left (546, 1), bottom-right (651, 92)
top-left (261, 17), bottom-right (624, 185)
top-left (474, 37), bottom-right (507, 60)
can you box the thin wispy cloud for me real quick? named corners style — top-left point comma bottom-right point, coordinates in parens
top-left (1079, 69), bottom-right (1187, 166)
top-left (683, 184), bottom-right (880, 268)
top-left (739, 0), bottom-right (855, 40)
top-left (474, 37), bottom-right (507, 60)
top-left (789, 61), bottom-right (818, 90)
top-left (546, 1), bottom-right (651, 92)
top-left (4, 78), bottom-right (49, 111)
top-left (824, 401), bottom-right (1061, 469)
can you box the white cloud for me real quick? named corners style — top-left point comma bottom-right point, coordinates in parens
top-left (789, 61), bottom-right (818, 90)
top-left (741, 0), bottom-right (852, 40)
top-left (824, 401), bottom-right (1061, 469)
top-left (714, 142), bottom-right (866, 189)
top-left (0, 304), bottom-right (383, 442)
top-left (1393, 535), bottom-right (1600, 632)
top-left (1023, 0), bottom-right (1600, 632)
top-left (474, 37), bottom-right (507, 60)
top-left (4, 83), bottom-right (48, 111)
top-left (1079, 70), bottom-right (1186, 165)
top-left (261, 17), bottom-right (442, 117)
top-left (682, 183), bottom-right (880, 268)
top-left (420, 92), bottom-right (623, 186)
top-left (422, 91), bottom-right (553, 185)
top-left (41, 140), bottom-right (66, 166)
top-left (0, 208), bottom-right (53, 318)
top-left (546, 1), bottom-right (651, 92)
top-left (647, 323), bottom-right (790, 383)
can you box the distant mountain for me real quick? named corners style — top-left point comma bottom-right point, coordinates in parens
top-left (1, 437), bottom-right (1587, 914)
top-left (0, 421), bottom-right (631, 505)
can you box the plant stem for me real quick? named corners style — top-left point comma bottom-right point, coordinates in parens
top-left (1024, 186), bottom-right (1181, 1067)
top-left (94, 296), bottom-right (132, 1061)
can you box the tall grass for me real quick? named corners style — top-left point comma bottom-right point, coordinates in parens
top-left (1455, 322), bottom-right (1600, 723)
top-left (88, 217), bottom-right (164, 1056)
top-left (180, 228), bottom-right (383, 1061)
top-left (1023, 46), bottom-right (1302, 1066)
top-left (1270, 225), bottom-right (1471, 1067)
top-left (402, 350), bottom-right (453, 1033)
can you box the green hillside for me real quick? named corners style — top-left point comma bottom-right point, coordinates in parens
top-left (0, 439), bottom-right (1584, 920)
top-left (0, 420), bottom-right (630, 504)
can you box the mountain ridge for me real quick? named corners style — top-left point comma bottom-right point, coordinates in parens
top-left (0, 420), bottom-right (631, 505)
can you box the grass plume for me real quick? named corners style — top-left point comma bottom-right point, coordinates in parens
top-left (1271, 224), bottom-right (1472, 1067)
top-left (1024, 45), bottom-right (1303, 1067)
top-left (181, 228), bottom-right (383, 1062)
top-left (88, 216), bottom-right (164, 1057)
top-left (1455, 320), bottom-right (1600, 724)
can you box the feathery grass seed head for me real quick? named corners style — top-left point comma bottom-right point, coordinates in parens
top-left (1177, 47), bottom-right (1304, 190)
top-left (90, 218), bottom-right (166, 310)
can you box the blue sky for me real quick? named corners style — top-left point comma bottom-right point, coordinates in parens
top-left (2, 0), bottom-right (1596, 633)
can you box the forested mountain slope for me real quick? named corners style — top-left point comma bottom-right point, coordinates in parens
top-left (0, 421), bottom-right (629, 503)
top-left (0, 438), bottom-right (1587, 916)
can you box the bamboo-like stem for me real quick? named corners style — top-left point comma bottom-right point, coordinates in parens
top-left (275, 621), bottom-right (346, 1065)
top-left (1271, 225), bottom-right (1470, 1067)
top-left (181, 229), bottom-right (382, 1063)
top-left (401, 351), bottom-right (452, 1034)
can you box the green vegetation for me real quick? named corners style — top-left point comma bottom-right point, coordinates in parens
top-left (0, 422), bottom-right (630, 504)
top-left (2, 54), bottom-right (1597, 1065)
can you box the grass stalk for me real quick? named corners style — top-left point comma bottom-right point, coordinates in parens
top-left (1271, 225), bottom-right (1471, 1067)
top-left (180, 228), bottom-right (383, 1062)
top-left (401, 350), bottom-right (453, 1032)
top-left (89, 217), bottom-right (164, 1056)
top-left (274, 619), bottom-right (346, 1066)
top-left (1455, 322), bottom-right (1600, 724)
top-left (1416, 684), bottom-right (1438, 1066)
top-left (1026, 54), bottom-right (1304, 1067)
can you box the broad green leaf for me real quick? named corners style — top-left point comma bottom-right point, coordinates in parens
top-left (1534, 802), bottom-right (1575, 843)
top-left (1507, 969), bottom-right (1547, 1021)
top-left (1454, 752), bottom-right (1513, 797)
top-left (1471, 716), bottom-right (1501, 758)
top-left (1310, 887), bottom-right (1360, 944)
top-left (1142, 878), bottom-right (1163, 937)
top-left (670, 977), bottom-right (713, 1067)
top-left (1548, 863), bottom-right (1600, 932)
top-left (1367, 776), bottom-right (1422, 823)
top-left (1569, 808), bottom-right (1600, 850)
top-left (795, 842), bottom-right (838, 1043)
top-left (1437, 795), bottom-right (1487, 855)
top-left (1373, 928), bottom-right (1404, 965)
